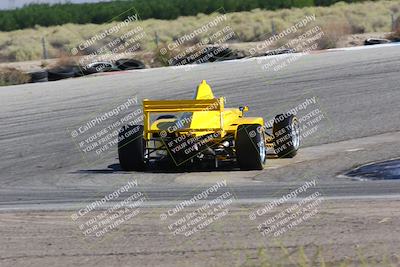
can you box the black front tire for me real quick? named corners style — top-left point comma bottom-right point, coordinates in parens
top-left (273, 114), bottom-right (300, 158)
top-left (118, 125), bottom-right (146, 171)
top-left (235, 124), bottom-right (265, 170)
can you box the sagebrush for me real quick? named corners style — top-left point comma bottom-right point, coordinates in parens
top-left (0, 0), bottom-right (384, 31)
top-left (0, 0), bottom-right (399, 62)
top-left (0, 68), bottom-right (31, 86)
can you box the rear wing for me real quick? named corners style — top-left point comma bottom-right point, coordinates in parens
top-left (143, 97), bottom-right (225, 138)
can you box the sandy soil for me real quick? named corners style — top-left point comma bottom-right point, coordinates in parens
top-left (1, 199), bottom-right (399, 267)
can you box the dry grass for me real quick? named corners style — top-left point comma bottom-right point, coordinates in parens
top-left (0, 67), bottom-right (31, 86)
top-left (317, 18), bottom-right (353, 49)
top-left (240, 245), bottom-right (398, 267)
top-left (50, 53), bottom-right (78, 69)
top-left (0, 0), bottom-right (399, 62)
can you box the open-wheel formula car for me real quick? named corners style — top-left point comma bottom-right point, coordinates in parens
top-left (118, 80), bottom-right (300, 171)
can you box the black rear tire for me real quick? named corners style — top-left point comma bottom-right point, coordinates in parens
top-left (29, 70), bottom-right (48, 83)
top-left (235, 124), bottom-right (265, 170)
top-left (273, 114), bottom-right (300, 158)
top-left (47, 67), bottom-right (75, 81)
top-left (118, 125), bottom-right (146, 171)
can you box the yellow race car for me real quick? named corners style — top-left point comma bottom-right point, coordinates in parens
top-left (118, 80), bottom-right (300, 171)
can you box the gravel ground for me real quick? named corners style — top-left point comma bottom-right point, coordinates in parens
top-left (1, 199), bottom-right (399, 267)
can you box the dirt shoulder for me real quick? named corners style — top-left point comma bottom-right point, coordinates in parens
top-left (0, 199), bottom-right (399, 267)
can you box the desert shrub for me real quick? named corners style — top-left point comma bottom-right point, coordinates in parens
top-left (317, 17), bottom-right (352, 49)
top-left (7, 44), bottom-right (42, 61)
top-left (0, 0), bottom-right (399, 62)
top-left (153, 43), bottom-right (173, 67)
top-left (0, 0), bottom-right (388, 31)
top-left (0, 68), bottom-right (30, 86)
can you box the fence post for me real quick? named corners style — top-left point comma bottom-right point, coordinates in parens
top-left (41, 37), bottom-right (48, 60)
top-left (391, 13), bottom-right (395, 32)
top-left (271, 20), bottom-right (276, 36)
top-left (154, 31), bottom-right (159, 47)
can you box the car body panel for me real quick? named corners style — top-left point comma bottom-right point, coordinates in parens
top-left (144, 80), bottom-right (264, 141)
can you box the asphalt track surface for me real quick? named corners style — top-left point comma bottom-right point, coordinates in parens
top-left (1, 44), bottom-right (400, 210)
